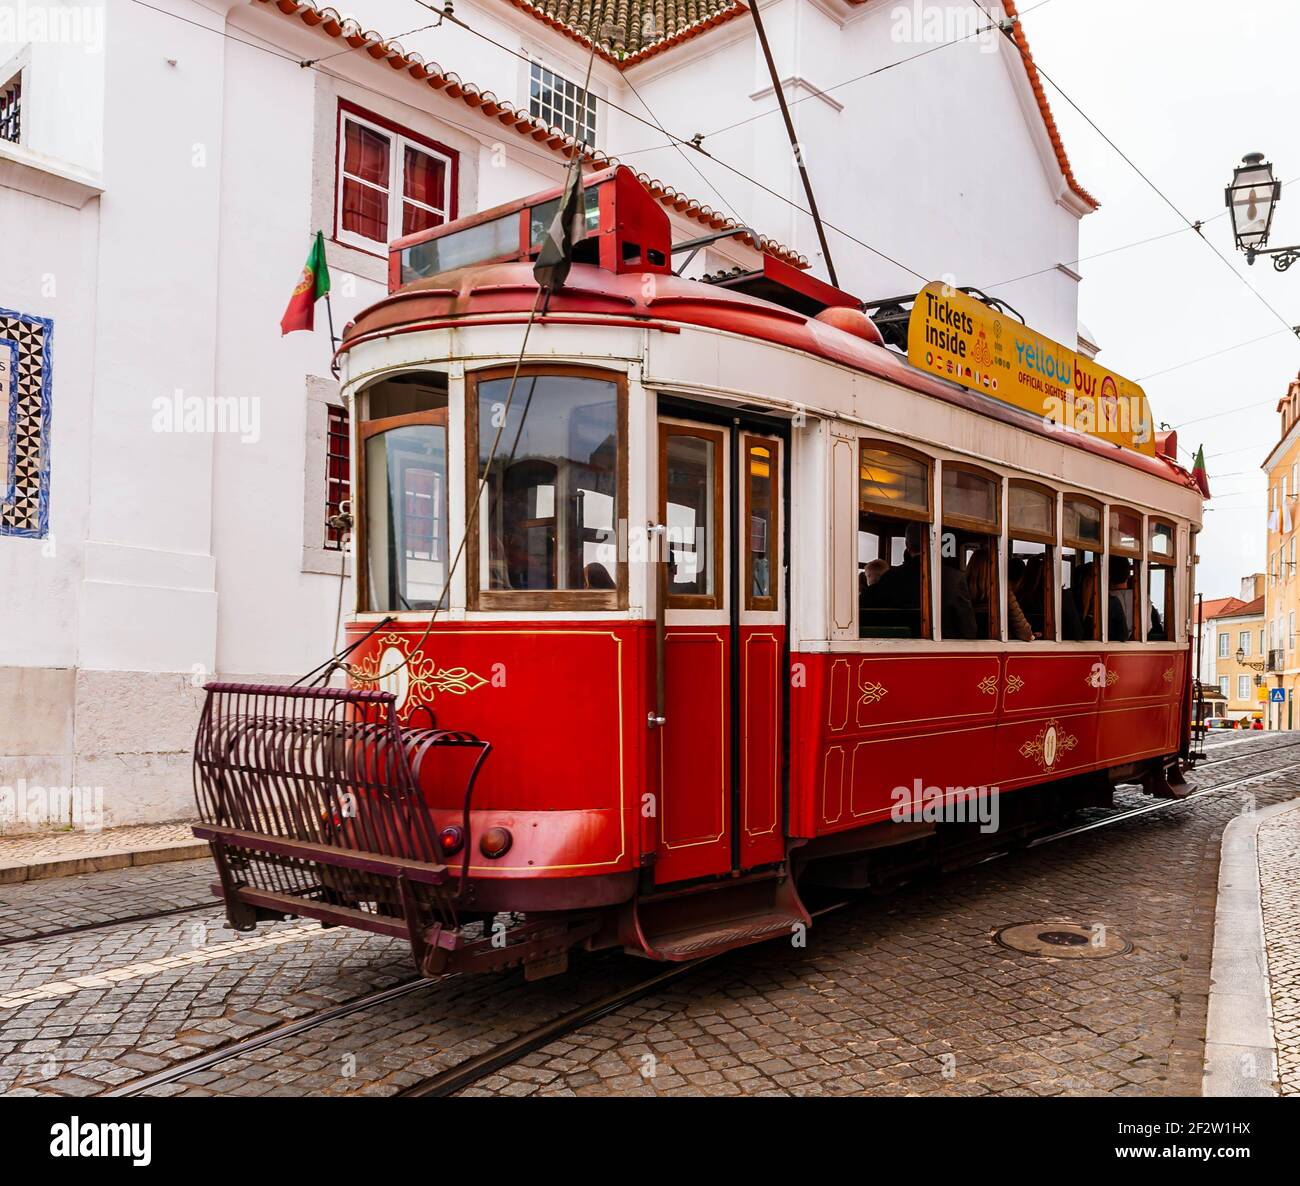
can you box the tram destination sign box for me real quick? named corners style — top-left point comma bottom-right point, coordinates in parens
top-left (906, 281), bottom-right (1155, 457)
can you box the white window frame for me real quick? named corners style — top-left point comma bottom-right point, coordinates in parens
top-left (0, 51), bottom-right (28, 149)
top-left (335, 107), bottom-right (455, 253)
top-left (1239, 630), bottom-right (1250, 656)
top-left (1218, 631), bottom-right (1229, 658)
top-left (1219, 676), bottom-right (1230, 698)
top-left (528, 59), bottom-right (597, 146)
top-left (1238, 674), bottom-right (1250, 702)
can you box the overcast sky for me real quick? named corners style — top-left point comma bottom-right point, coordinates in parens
top-left (993, 0), bottom-right (1300, 600)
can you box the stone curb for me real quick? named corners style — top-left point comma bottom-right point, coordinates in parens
top-left (0, 840), bottom-right (209, 885)
top-left (1202, 796), bottom-right (1300, 1096)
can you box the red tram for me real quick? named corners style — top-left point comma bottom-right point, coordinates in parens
top-left (193, 168), bottom-right (1204, 979)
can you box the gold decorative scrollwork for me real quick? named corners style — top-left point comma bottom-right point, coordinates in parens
top-left (1018, 719), bottom-right (1078, 771)
top-left (858, 681), bottom-right (888, 708)
top-left (1162, 667), bottom-right (1174, 684)
top-left (977, 675), bottom-right (998, 696)
top-left (350, 632), bottom-right (489, 716)
top-left (1006, 674), bottom-right (1025, 694)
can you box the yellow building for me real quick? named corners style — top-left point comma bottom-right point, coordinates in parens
top-left (1262, 371), bottom-right (1300, 728)
top-left (1211, 594), bottom-right (1266, 724)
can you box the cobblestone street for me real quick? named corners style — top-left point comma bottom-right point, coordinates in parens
top-left (1259, 801), bottom-right (1300, 1095)
top-left (2, 731), bottom-right (1299, 1099)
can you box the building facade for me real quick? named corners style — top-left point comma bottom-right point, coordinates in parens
top-left (1191, 576), bottom-right (1266, 725)
top-left (0, 0), bottom-right (1098, 831)
top-left (1263, 370), bottom-right (1300, 728)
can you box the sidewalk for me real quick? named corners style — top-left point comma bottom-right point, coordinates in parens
top-left (0, 822), bottom-right (207, 885)
top-left (1204, 796), bottom-right (1300, 1095)
top-left (1259, 804), bottom-right (1300, 1095)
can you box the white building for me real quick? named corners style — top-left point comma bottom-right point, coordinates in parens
top-left (0, 0), bottom-right (1096, 831)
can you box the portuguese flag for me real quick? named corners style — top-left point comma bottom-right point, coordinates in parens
top-left (280, 231), bottom-right (331, 335)
top-left (1192, 444), bottom-right (1211, 499)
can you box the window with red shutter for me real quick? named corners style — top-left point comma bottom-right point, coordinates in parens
top-left (335, 104), bottom-right (455, 251)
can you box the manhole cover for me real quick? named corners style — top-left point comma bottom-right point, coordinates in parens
top-left (994, 921), bottom-right (1132, 959)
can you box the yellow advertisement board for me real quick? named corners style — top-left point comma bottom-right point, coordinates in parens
top-left (906, 282), bottom-right (1155, 457)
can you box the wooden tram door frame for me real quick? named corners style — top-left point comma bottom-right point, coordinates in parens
top-left (654, 402), bottom-right (790, 885)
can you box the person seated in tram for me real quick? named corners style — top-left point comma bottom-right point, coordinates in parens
top-left (864, 523), bottom-right (924, 637)
top-left (1014, 555), bottom-right (1047, 639)
top-left (1076, 562), bottom-right (1100, 640)
top-left (1107, 557), bottom-right (1133, 642)
top-left (940, 547), bottom-right (977, 641)
top-left (1148, 602), bottom-right (1166, 641)
top-left (970, 548), bottom-right (1032, 642)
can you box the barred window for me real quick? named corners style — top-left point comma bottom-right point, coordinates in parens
top-left (0, 74), bottom-right (20, 144)
top-left (324, 404), bottom-right (350, 550)
top-left (529, 61), bottom-right (596, 146)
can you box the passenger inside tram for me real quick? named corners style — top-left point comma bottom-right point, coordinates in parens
top-left (1108, 556), bottom-right (1134, 641)
top-left (1060, 551), bottom-right (1099, 642)
top-left (940, 550), bottom-right (977, 639)
top-left (861, 521), bottom-right (925, 638)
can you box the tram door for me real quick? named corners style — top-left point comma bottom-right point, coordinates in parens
top-left (654, 416), bottom-right (786, 885)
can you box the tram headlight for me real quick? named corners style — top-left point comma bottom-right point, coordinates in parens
top-left (439, 825), bottom-right (464, 857)
top-left (479, 826), bottom-right (513, 859)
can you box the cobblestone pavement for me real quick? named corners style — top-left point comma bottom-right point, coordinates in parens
top-left (1258, 801), bottom-right (1300, 1095)
top-left (1, 731), bottom-right (1298, 1098)
top-left (0, 860), bottom-right (216, 944)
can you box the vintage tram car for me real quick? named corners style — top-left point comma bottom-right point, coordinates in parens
top-left (193, 167), bottom-right (1204, 979)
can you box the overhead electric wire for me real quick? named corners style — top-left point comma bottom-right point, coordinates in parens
top-left (970, 0), bottom-right (1299, 340)
top-left (617, 0), bottom-right (1058, 153)
top-left (408, 0), bottom-right (929, 280)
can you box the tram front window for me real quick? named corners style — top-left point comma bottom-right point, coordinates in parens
top-left (360, 373), bottom-right (450, 613)
top-left (474, 370), bottom-right (622, 602)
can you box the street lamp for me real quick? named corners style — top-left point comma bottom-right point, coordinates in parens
top-left (1225, 153), bottom-right (1300, 270)
top-left (1237, 647), bottom-right (1267, 670)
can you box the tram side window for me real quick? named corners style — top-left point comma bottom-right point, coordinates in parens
top-left (1061, 497), bottom-right (1102, 642)
top-left (1148, 520), bottom-right (1176, 641)
top-left (858, 444), bottom-right (931, 639)
top-left (940, 466), bottom-right (1000, 641)
top-left (473, 370), bottom-right (623, 606)
top-left (1108, 507), bottom-right (1143, 641)
top-left (360, 372), bottom-right (450, 613)
top-left (1008, 482), bottom-right (1055, 641)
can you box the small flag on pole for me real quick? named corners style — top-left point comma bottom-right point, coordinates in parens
top-left (1191, 444), bottom-right (1211, 499)
top-left (281, 231), bottom-right (332, 336)
top-left (533, 163), bottom-right (585, 294)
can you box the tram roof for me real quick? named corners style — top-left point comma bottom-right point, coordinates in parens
top-left (339, 259), bottom-right (1199, 493)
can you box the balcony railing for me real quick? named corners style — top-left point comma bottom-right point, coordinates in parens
top-left (1267, 649), bottom-right (1286, 672)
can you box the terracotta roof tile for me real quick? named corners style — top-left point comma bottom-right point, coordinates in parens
top-left (499, 0), bottom-right (747, 64)
top-left (259, 0), bottom-right (807, 267)
top-left (1200, 596), bottom-right (1246, 621)
top-left (1001, 0), bottom-right (1098, 209)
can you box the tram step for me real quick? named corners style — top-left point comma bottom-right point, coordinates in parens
top-left (629, 873), bottom-right (811, 962)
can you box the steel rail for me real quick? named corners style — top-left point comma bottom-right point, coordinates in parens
top-left (397, 756), bottom-right (1300, 1098)
top-left (0, 901), bottom-right (217, 950)
top-left (102, 976), bottom-right (439, 1097)
top-left (92, 743), bottom-right (1300, 1100)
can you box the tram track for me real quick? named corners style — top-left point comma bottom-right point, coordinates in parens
top-left (395, 756), bottom-right (1300, 1098)
top-left (92, 740), bottom-right (1300, 1099)
top-left (0, 901), bottom-right (217, 950)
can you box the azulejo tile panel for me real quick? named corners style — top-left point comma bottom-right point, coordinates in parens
top-left (0, 307), bottom-right (53, 539)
